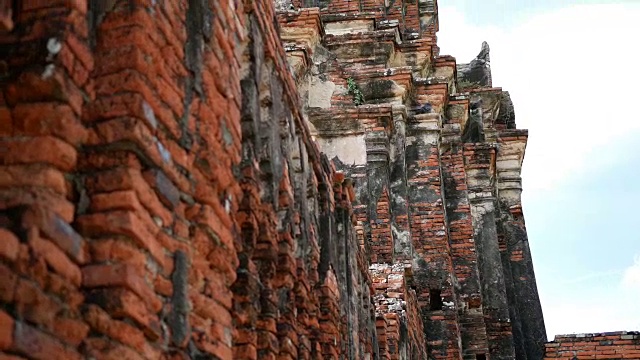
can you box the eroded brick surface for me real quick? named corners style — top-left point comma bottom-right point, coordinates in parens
top-left (279, 1), bottom-right (549, 359)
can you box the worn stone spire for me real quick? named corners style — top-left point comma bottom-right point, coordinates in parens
top-left (458, 41), bottom-right (493, 90)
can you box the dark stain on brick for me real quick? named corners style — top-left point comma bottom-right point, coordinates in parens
top-left (170, 250), bottom-right (190, 347)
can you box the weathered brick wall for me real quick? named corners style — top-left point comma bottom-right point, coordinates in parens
top-left (279, 1), bottom-right (551, 359)
top-left (545, 332), bottom-right (640, 360)
top-left (370, 263), bottom-right (427, 360)
top-left (0, 1), bottom-right (380, 359)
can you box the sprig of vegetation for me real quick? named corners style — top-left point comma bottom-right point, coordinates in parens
top-left (347, 77), bottom-right (365, 106)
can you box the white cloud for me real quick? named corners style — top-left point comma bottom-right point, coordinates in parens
top-left (539, 258), bottom-right (640, 338)
top-left (542, 255), bottom-right (640, 338)
top-left (438, 4), bottom-right (640, 192)
top-left (622, 254), bottom-right (640, 291)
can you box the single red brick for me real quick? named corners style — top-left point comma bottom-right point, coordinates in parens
top-left (88, 119), bottom-right (184, 187)
top-left (0, 188), bottom-right (75, 223)
top-left (4, 71), bottom-right (68, 107)
top-left (89, 238), bottom-right (147, 273)
top-left (51, 317), bottom-right (89, 347)
top-left (142, 168), bottom-right (180, 209)
top-left (76, 211), bottom-right (165, 268)
top-left (12, 321), bottom-right (82, 360)
top-left (0, 164), bottom-right (67, 196)
top-left (0, 310), bottom-right (14, 350)
top-left (65, 32), bottom-right (93, 70)
top-left (89, 190), bottom-right (140, 213)
top-left (0, 107), bottom-right (12, 136)
top-left (20, 0), bottom-right (86, 12)
top-left (0, 263), bottom-right (18, 303)
top-left (0, 354), bottom-right (26, 360)
top-left (13, 278), bottom-right (61, 328)
top-left (194, 334), bottom-right (234, 360)
top-left (28, 229), bottom-right (82, 287)
top-left (83, 92), bottom-right (169, 134)
top-left (70, 59), bottom-right (90, 88)
top-left (90, 190), bottom-right (163, 239)
top-left (83, 337), bottom-right (145, 360)
top-left (81, 263), bottom-right (162, 313)
top-left (42, 271), bottom-right (84, 311)
top-left (0, 228), bottom-right (19, 262)
top-left (0, 136), bottom-right (77, 172)
top-left (153, 274), bottom-right (173, 297)
top-left (12, 103), bottom-right (87, 146)
top-left (21, 205), bottom-right (86, 264)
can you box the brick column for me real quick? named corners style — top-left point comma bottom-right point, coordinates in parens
top-left (496, 131), bottom-right (547, 360)
top-left (418, 0), bottom-right (438, 39)
top-left (389, 105), bottom-right (413, 264)
top-left (441, 144), bottom-right (490, 360)
top-left (366, 128), bottom-right (392, 264)
top-left (406, 112), bottom-right (462, 360)
top-left (464, 144), bottom-right (516, 360)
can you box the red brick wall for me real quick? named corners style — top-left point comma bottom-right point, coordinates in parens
top-left (441, 145), bottom-right (489, 358)
top-left (545, 332), bottom-right (640, 360)
top-left (371, 263), bottom-right (427, 360)
top-left (0, 1), bottom-right (379, 359)
top-left (324, 0), bottom-right (362, 15)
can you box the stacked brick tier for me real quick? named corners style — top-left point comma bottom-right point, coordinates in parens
top-left (278, 0), bottom-right (548, 359)
top-left (545, 332), bottom-right (640, 360)
top-left (0, 1), bottom-right (380, 359)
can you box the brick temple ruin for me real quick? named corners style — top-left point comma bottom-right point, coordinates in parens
top-left (0, 1), bottom-right (638, 360)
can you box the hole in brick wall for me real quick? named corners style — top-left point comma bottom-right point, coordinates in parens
top-left (476, 354), bottom-right (487, 360)
top-left (429, 289), bottom-right (443, 311)
top-left (0, 206), bottom-right (29, 241)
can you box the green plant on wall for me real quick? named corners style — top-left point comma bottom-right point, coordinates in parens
top-left (347, 77), bottom-right (365, 106)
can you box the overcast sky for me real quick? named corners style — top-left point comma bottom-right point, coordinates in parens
top-left (437, 0), bottom-right (640, 339)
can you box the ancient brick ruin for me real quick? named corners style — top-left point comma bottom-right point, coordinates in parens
top-left (544, 332), bottom-right (640, 359)
top-left (0, 1), bottom-right (636, 360)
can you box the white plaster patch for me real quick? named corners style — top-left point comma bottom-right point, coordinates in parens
top-left (142, 101), bottom-right (158, 129)
top-left (497, 188), bottom-right (522, 206)
top-left (317, 135), bottom-right (367, 165)
top-left (496, 159), bottom-right (520, 171)
top-left (47, 38), bottom-right (62, 55)
top-left (470, 201), bottom-right (495, 235)
top-left (308, 76), bottom-right (336, 108)
top-left (392, 224), bottom-right (411, 255)
top-left (41, 64), bottom-right (55, 79)
top-left (324, 20), bottom-right (375, 35)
